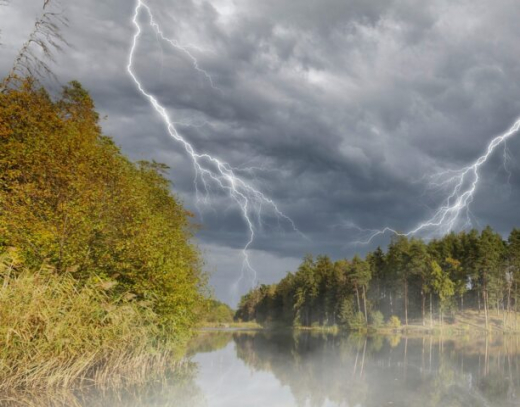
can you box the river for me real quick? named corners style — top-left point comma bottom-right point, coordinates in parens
top-left (7, 330), bottom-right (520, 406)
top-left (180, 330), bottom-right (519, 407)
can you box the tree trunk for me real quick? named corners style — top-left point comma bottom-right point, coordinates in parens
top-left (404, 279), bottom-right (408, 326)
top-left (514, 281), bottom-right (518, 331)
top-left (508, 285), bottom-right (512, 314)
top-left (421, 290), bottom-right (426, 326)
top-left (362, 285), bottom-right (368, 323)
top-left (355, 285), bottom-right (361, 314)
top-left (484, 289), bottom-right (489, 331)
top-left (430, 292), bottom-right (433, 328)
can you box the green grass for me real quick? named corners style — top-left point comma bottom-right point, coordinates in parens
top-left (198, 321), bottom-right (263, 330)
top-left (368, 310), bottom-right (520, 336)
top-left (241, 310), bottom-right (520, 337)
top-left (295, 325), bottom-right (340, 334)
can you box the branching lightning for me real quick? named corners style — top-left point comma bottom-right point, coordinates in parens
top-left (358, 118), bottom-right (520, 244)
top-left (128, 0), bottom-right (519, 271)
top-left (127, 0), bottom-right (302, 285)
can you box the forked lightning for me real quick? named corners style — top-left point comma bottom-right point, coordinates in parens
top-left (360, 118), bottom-right (520, 243)
top-left (127, 0), bottom-right (302, 284)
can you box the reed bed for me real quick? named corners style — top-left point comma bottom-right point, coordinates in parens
top-left (0, 268), bottom-right (183, 390)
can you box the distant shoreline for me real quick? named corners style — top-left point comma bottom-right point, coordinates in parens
top-left (199, 309), bottom-right (520, 336)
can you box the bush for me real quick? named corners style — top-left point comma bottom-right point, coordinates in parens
top-left (339, 298), bottom-right (355, 326)
top-left (369, 310), bottom-right (384, 329)
top-left (387, 315), bottom-right (401, 329)
top-left (203, 300), bottom-right (234, 323)
top-left (348, 312), bottom-right (367, 331)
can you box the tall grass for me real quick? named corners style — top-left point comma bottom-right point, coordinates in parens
top-left (0, 262), bottom-right (183, 390)
top-left (0, 362), bottom-right (202, 407)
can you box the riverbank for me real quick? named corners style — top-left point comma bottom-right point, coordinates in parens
top-left (198, 321), bottom-right (263, 331)
top-left (0, 269), bottom-right (187, 391)
top-left (211, 310), bottom-right (520, 336)
top-left (0, 80), bottom-right (206, 392)
top-left (398, 309), bottom-right (520, 335)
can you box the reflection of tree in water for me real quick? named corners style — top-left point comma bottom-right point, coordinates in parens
top-left (0, 363), bottom-right (204, 407)
top-left (233, 332), bottom-right (520, 407)
top-left (233, 332), bottom-right (368, 407)
top-left (187, 331), bottom-right (234, 355)
top-left (18, 332), bottom-right (520, 407)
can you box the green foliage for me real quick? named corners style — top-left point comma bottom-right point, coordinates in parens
top-left (236, 225), bottom-right (520, 329)
top-left (0, 79), bottom-right (205, 342)
top-left (387, 315), bottom-right (401, 329)
top-left (201, 300), bottom-right (234, 324)
top-left (369, 310), bottom-right (384, 329)
top-left (348, 312), bottom-right (367, 331)
top-left (430, 260), bottom-right (455, 310)
top-left (339, 298), bottom-right (355, 326)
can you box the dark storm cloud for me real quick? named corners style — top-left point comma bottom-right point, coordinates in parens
top-left (2, 0), bottom-right (520, 304)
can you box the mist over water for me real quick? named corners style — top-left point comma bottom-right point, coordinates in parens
top-left (88, 331), bottom-right (520, 407)
top-left (184, 331), bottom-right (519, 407)
top-left (8, 331), bottom-right (520, 406)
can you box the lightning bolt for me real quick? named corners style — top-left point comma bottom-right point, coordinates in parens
top-left (358, 118), bottom-right (520, 244)
top-left (127, 0), bottom-right (303, 285)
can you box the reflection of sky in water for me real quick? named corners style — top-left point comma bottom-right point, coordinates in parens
top-left (6, 332), bottom-right (518, 406)
top-left (182, 332), bottom-right (517, 407)
top-left (193, 342), bottom-right (295, 407)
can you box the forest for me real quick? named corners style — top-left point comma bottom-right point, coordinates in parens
top-left (236, 227), bottom-right (520, 330)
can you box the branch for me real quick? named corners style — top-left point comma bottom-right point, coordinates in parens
top-left (3, 0), bottom-right (68, 87)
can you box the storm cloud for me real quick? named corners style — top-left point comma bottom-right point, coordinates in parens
top-left (2, 0), bottom-right (520, 305)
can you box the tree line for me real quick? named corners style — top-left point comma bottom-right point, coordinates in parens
top-left (236, 227), bottom-right (520, 330)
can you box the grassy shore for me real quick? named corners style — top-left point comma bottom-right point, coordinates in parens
top-left (198, 321), bottom-right (263, 330)
top-left (0, 269), bottom-right (185, 390)
top-left (209, 310), bottom-right (520, 336)
top-left (391, 310), bottom-right (520, 335)
top-left (0, 80), bottom-right (207, 392)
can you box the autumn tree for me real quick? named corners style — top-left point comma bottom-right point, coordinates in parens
top-left (0, 79), bottom-right (205, 338)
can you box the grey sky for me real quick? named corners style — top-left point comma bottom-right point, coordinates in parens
top-left (2, 0), bottom-right (520, 306)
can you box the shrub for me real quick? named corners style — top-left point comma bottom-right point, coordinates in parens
top-left (348, 312), bottom-right (367, 331)
top-left (339, 298), bottom-right (355, 326)
top-left (369, 310), bottom-right (384, 329)
top-left (387, 315), bottom-right (401, 329)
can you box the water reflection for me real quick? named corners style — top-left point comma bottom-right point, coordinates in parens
top-left (4, 332), bottom-right (520, 406)
top-left (0, 363), bottom-right (203, 407)
top-left (190, 331), bottom-right (520, 407)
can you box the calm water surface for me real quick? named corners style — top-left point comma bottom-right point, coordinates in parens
top-left (9, 331), bottom-right (520, 406)
top-left (180, 331), bottom-right (520, 407)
